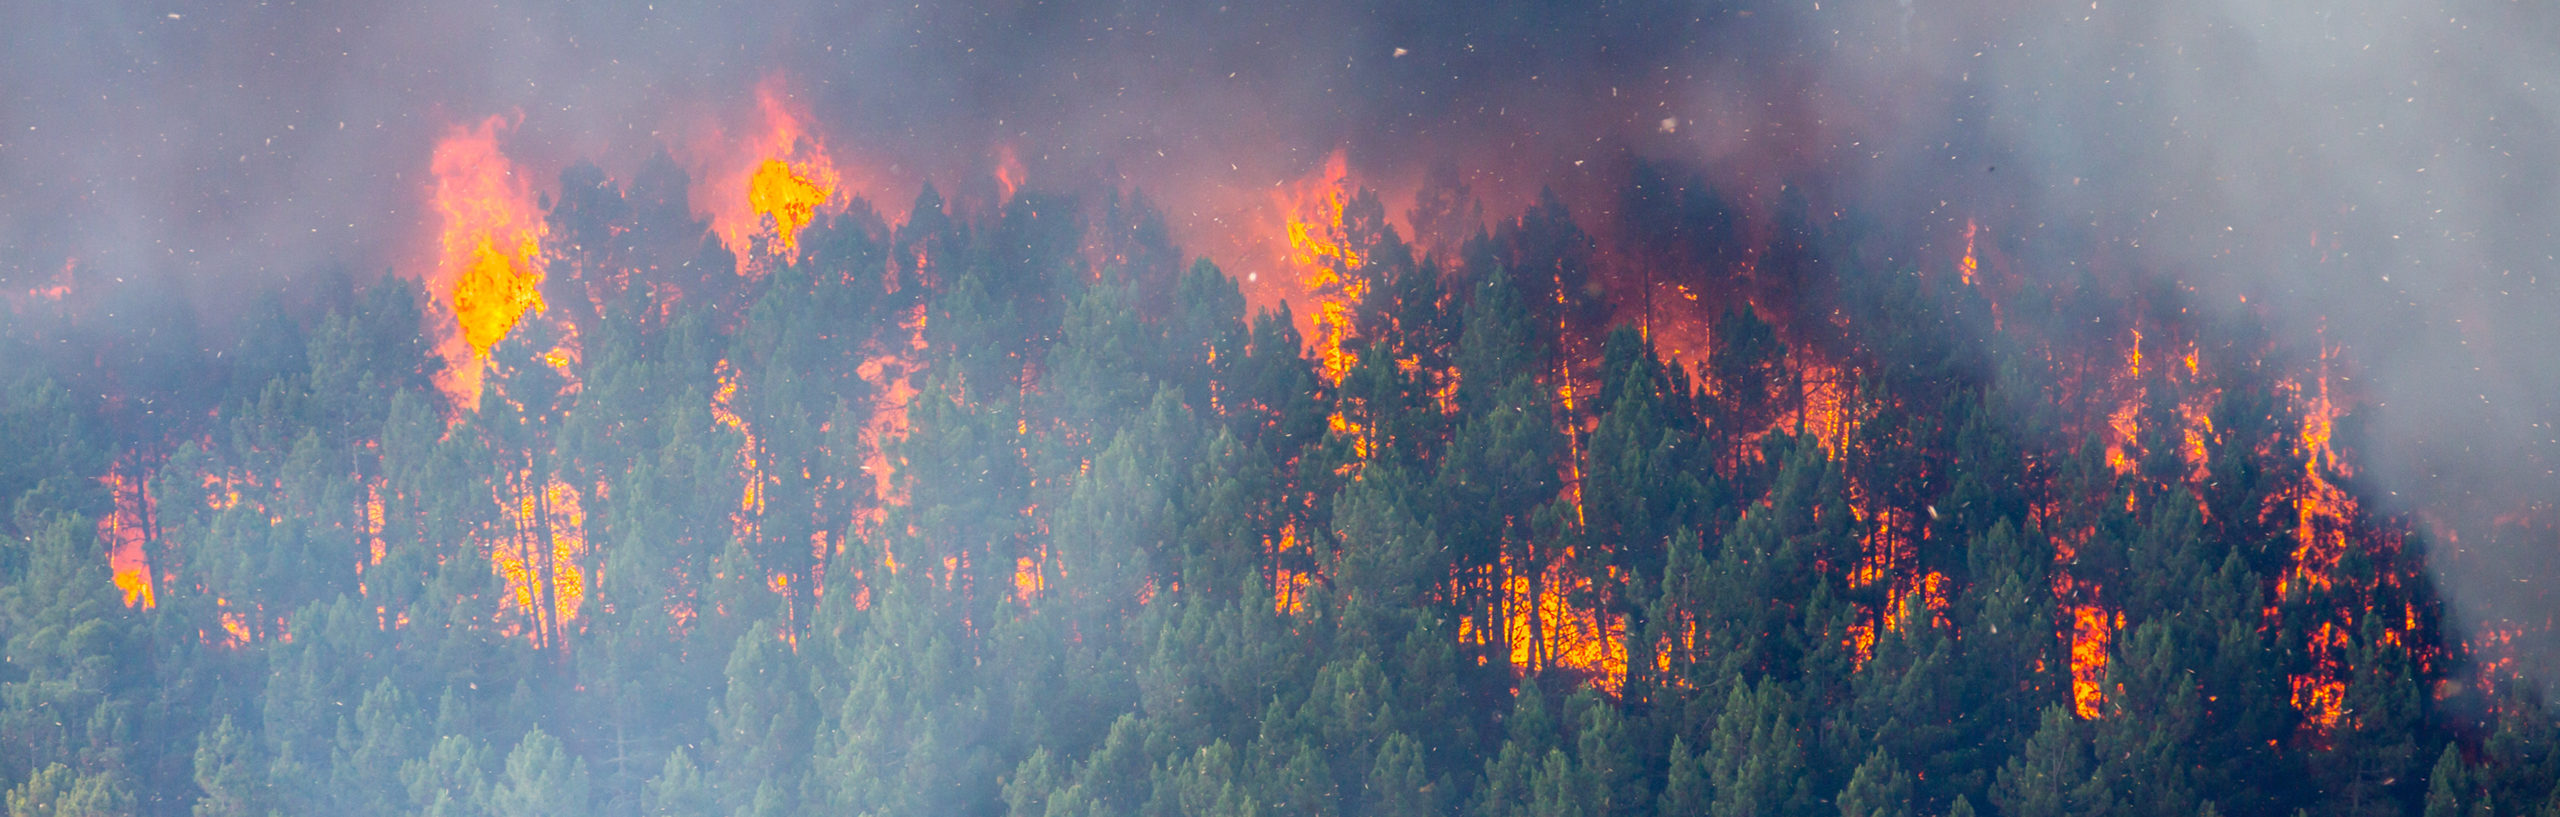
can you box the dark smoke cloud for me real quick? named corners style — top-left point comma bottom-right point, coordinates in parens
top-left (6, 0), bottom-right (2559, 682)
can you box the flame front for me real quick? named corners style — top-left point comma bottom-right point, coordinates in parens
top-left (430, 116), bottom-right (548, 408)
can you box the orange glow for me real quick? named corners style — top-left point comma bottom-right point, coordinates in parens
top-left (365, 479), bottom-right (388, 567)
top-left (711, 358), bottom-right (770, 544)
top-left (2069, 604), bottom-right (2114, 718)
top-left (1957, 219), bottom-right (1979, 286)
top-left (1276, 148), bottom-right (1369, 387)
top-left (1884, 570), bottom-right (1951, 632)
top-left (490, 475), bottom-right (591, 646)
top-left (2273, 346), bottom-right (2389, 738)
top-left (428, 116), bottom-right (548, 408)
top-left (2293, 621), bottom-right (2350, 735)
top-left (1271, 523), bottom-right (1312, 616)
top-left (2178, 348), bottom-right (2219, 484)
top-left (2104, 329), bottom-right (2145, 476)
top-left (1846, 620), bottom-right (1877, 668)
top-left (1500, 546), bottom-right (1627, 693)
top-left (2469, 623), bottom-right (2524, 696)
top-left (2280, 347), bottom-right (2357, 599)
top-left (214, 598), bottom-right (251, 648)
top-left (202, 471), bottom-right (246, 511)
top-left (702, 75), bottom-right (841, 262)
top-left (95, 469), bottom-right (155, 609)
top-left (1013, 549), bottom-right (1046, 605)
top-left (993, 144), bottom-right (1024, 201)
top-left (855, 302), bottom-right (928, 534)
top-left (748, 158), bottom-right (834, 258)
top-left (14, 257), bottom-right (73, 305)
top-left (1773, 352), bottom-right (1859, 457)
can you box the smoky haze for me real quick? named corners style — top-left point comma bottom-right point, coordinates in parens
top-left (4, 0), bottom-right (2558, 682)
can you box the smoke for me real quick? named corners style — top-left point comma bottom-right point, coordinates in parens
top-left (1700, 0), bottom-right (2560, 685)
top-left (6, 0), bottom-right (2559, 681)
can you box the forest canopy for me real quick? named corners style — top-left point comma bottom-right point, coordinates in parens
top-left (0, 149), bottom-right (2550, 817)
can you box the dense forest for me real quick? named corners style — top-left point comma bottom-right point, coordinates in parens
top-left (0, 150), bottom-right (2552, 817)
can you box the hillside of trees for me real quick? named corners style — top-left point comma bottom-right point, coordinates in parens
top-left (0, 159), bottom-right (2552, 817)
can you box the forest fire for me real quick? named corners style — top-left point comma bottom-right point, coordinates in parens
top-left (1277, 148), bottom-right (1371, 388)
top-left (429, 116), bottom-right (549, 408)
top-left (96, 468), bottom-right (154, 609)
top-left (711, 358), bottom-right (768, 544)
top-left (701, 77), bottom-right (842, 263)
top-left (2070, 604), bottom-right (2115, 719)
top-left (491, 475), bottom-right (590, 648)
top-left (14, 17), bottom-right (2548, 815)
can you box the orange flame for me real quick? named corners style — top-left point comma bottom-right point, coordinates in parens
top-left (1272, 523), bottom-right (1314, 616)
top-left (1958, 219), bottom-right (1979, 286)
top-left (2279, 346), bottom-right (2359, 599)
top-left (993, 143), bottom-right (1025, 201)
top-left (703, 76), bottom-right (840, 262)
top-left (2104, 329), bottom-right (2145, 476)
top-left (95, 469), bottom-right (155, 609)
top-left (429, 116), bottom-right (548, 408)
top-left (212, 597), bottom-right (252, 647)
top-left (490, 475), bottom-right (590, 645)
top-left (2069, 604), bottom-right (2114, 718)
top-left (1276, 148), bottom-right (1368, 387)
top-left (1500, 546), bottom-right (1628, 692)
top-left (2293, 622), bottom-right (2350, 734)
top-left (711, 358), bottom-right (769, 544)
top-left (854, 303), bottom-right (928, 534)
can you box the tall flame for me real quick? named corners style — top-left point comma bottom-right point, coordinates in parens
top-left (705, 76), bottom-right (840, 262)
top-left (429, 116), bottom-right (548, 408)
top-left (2280, 345), bottom-right (2366, 736)
top-left (1277, 149), bottom-right (1368, 387)
top-left (2070, 604), bottom-right (2115, 718)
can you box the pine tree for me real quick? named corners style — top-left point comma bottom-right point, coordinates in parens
top-left (490, 728), bottom-right (589, 817)
top-left (1837, 748), bottom-right (1915, 817)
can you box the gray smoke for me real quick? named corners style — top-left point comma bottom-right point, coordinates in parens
top-left (4, 0), bottom-right (2557, 685)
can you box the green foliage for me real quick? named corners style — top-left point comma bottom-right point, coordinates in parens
top-left (0, 175), bottom-right (2519, 817)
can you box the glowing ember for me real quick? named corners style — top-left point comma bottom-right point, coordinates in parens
top-left (429, 116), bottom-right (548, 408)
